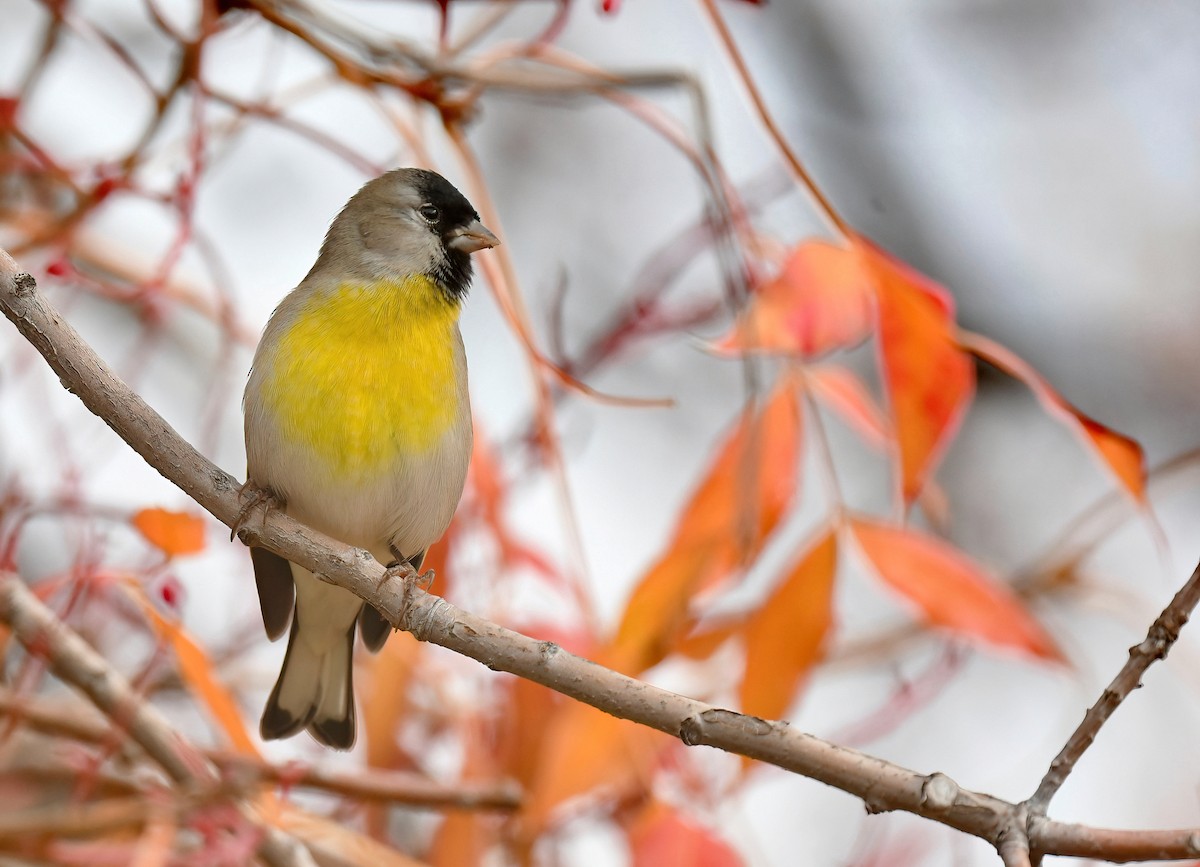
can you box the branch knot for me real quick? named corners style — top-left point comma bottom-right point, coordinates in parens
top-left (919, 772), bottom-right (960, 813)
top-left (13, 273), bottom-right (36, 297)
top-left (679, 709), bottom-right (772, 747)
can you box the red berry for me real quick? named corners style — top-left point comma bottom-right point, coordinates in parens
top-left (93, 177), bottom-right (119, 201)
top-left (159, 577), bottom-right (184, 609)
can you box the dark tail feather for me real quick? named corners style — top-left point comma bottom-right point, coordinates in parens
top-left (260, 617), bottom-right (310, 741)
top-left (260, 617), bottom-right (357, 750)
top-left (359, 604), bottom-right (390, 652)
top-left (306, 624), bottom-right (356, 749)
top-left (251, 547), bottom-right (294, 641)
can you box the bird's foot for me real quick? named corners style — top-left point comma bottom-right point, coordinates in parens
top-left (231, 482), bottom-right (282, 543)
top-left (378, 559), bottom-right (434, 593)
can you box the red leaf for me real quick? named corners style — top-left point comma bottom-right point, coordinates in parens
top-left (740, 529), bottom-right (837, 720)
top-left (131, 508), bottom-right (206, 557)
top-left (713, 240), bottom-right (873, 359)
top-left (806, 364), bottom-right (890, 448)
top-left (610, 372), bottom-right (803, 673)
top-left (855, 236), bottom-right (974, 504)
top-left (852, 520), bottom-right (1061, 661)
top-left (961, 332), bottom-right (1146, 503)
top-left (629, 803), bottom-right (743, 867)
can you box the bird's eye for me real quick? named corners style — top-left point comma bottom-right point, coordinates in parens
top-left (418, 203), bottom-right (440, 223)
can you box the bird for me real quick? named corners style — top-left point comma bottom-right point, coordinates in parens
top-left (242, 168), bottom-right (498, 749)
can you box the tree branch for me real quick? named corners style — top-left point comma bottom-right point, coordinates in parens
top-left (1027, 560), bottom-right (1200, 814)
top-left (4, 254), bottom-right (1200, 862)
top-left (998, 809), bottom-right (1033, 867)
top-left (0, 576), bottom-right (313, 867)
top-left (0, 794), bottom-right (190, 843)
top-left (0, 689), bottom-right (522, 811)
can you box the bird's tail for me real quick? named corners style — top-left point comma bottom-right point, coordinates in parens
top-left (260, 613), bottom-right (357, 750)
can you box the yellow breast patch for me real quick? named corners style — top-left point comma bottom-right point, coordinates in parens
top-left (262, 276), bottom-right (462, 478)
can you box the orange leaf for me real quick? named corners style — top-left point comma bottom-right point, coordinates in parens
top-left (855, 237), bottom-right (974, 504)
top-left (671, 374), bottom-right (802, 554)
top-left (131, 508), bottom-right (206, 557)
top-left (276, 806), bottom-right (428, 867)
top-left (852, 520), bottom-right (1061, 661)
top-left (469, 422), bottom-right (559, 584)
top-left (363, 632), bottom-right (423, 769)
top-left (495, 620), bottom-right (589, 786)
top-left (430, 724), bottom-right (502, 867)
top-left (740, 530), bottom-right (837, 720)
top-left (497, 675), bottom-right (563, 787)
top-left (628, 802), bottom-right (743, 867)
top-left (610, 373), bottom-right (803, 673)
top-left (421, 525), bottom-right (455, 596)
top-left (132, 590), bottom-right (259, 755)
top-left (607, 546), bottom-right (722, 674)
top-left (712, 240), bottom-right (873, 358)
top-left (430, 812), bottom-right (494, 867)
top-left (961, 331), bottom-right (1146, 503)
top-left (673, 617), bottom-right (742, 661)
top-left (362, 632), bottom-right (425, 837)
top-left (521, 703), bottom-right (670, 837)
top-left (806, 364), bottom-right (890, 449)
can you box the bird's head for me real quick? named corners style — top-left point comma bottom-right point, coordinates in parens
top-left (316, 168), bottom-right (499, 301)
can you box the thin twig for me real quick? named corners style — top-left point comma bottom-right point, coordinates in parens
top-left (0, 794), bottom-right (192, 843)
top-left (697, 0), bottom-right (849, 236)
top-left (1027, 560), bottom-right (1200, 813)
top-left (0, 689), bottom-right (522, 811)
top-left (212, 754), bottom-right (521, 811)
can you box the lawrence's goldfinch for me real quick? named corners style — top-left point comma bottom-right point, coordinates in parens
top-left (243, 168), bottom-right (497, 749)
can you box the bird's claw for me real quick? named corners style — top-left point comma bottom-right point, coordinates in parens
top-left (379, 560), bottom-right (435, 594)
top-left (232, 482), bottom-right (282, 543)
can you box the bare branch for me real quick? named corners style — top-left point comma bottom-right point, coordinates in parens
top-left (0, 689), bottom-right (522, 811)
top-left (1027, 560), bottom-right (1200, 813)
top-left (697, 0), bottom-right (848, 236)
top-left (211, 755), bottom-right (521, 811)
top-left (4, 256), bottom-right (1200, 863)
top-left (0, 578), bottom-right (206, 785)
top-left (997, 811), bottom-right (1032, 867)
top-left (1030, 818), bottom-right (1200, 864)
top-left (0, 576), bottom-right (313, 867)
top-left (0, 794), bottom-right (186, 843)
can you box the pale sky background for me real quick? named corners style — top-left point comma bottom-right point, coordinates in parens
top-left (2, 1), bottom-right (1200, 865)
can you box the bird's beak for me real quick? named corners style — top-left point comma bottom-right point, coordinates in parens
top-left (446, 220), bottom-right (500, 254)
